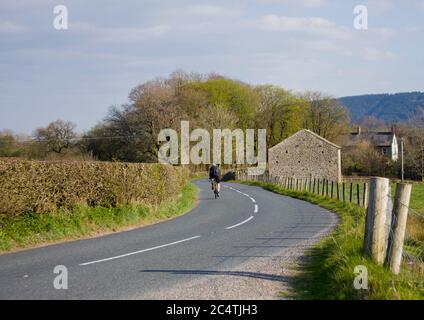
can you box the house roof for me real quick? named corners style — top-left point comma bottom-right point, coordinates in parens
top-left (347, 131), bottom-right (395, 147)
top-left (269, 129), bottom-right (341, 151)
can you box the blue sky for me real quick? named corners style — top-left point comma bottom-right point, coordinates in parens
top-left (1, 0), bottom-right (423, 134)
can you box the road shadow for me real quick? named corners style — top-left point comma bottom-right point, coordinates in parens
top-left (197, 197), bottom-right (218, 201)
top-left (139, 269), bottom-right (289, 283)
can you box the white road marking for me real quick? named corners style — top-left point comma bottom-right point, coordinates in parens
top-left (222, 184), bottom-right (260, 228)
top-left (225, 216), bottom-right (254, 230)
top-left (79, 235), bottom-right (201, 266)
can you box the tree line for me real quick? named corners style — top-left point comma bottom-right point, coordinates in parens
top-left (1, 70), bottom-right (423, 180)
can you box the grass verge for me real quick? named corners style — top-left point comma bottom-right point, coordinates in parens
top-left (0, 182), bottom-right (198, 254)
top-left (236, 180), bottom-right (424, 300)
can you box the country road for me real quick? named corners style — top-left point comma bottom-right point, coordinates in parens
top-left (0, 180), bottom-right (336, 299)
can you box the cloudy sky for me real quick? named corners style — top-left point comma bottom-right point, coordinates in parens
top-left (1, 0), bottom-right (423, 133)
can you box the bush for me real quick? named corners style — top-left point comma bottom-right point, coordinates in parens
top-left (0, 159), bottom-right (189, 215)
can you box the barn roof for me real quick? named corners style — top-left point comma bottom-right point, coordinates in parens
top-left (269, 129), bottom-right (341, 151)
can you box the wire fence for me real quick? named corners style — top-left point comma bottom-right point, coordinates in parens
top-left (236, 170), bottom-right (424, 274)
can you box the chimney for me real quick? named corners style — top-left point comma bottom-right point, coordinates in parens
top-left (357, 126), bottom-right (361, 135)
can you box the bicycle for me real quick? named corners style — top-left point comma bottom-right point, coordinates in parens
top-left (211, 178), bottom-right (219, 199)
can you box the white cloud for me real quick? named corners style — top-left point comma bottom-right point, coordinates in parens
top-left (179, 5), bottom-right (241, 17)
top-left (0, 21), bottom-right (24, 33)
top-left (70, 22), bottom-right (170, 43)
top-left (257, 0), bottom-right (329, 8)
top-left (361, 48), bottom-right (396, 61)
top-left (260, 15), bottom-right (335, 31)
top-left (258, 15), bottom-right (350, 40)
top-left (366, 0), bottom-right (424, 13)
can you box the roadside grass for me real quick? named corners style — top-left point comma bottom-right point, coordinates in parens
top-left (407, 183), bottom-right (424, 243)
top-left (236, 180), bottom-right (424, 300)
top-left (0, 182), bottom-right (197, 254)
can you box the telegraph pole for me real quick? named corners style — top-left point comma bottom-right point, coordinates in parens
top-left (400, 137), bottom-right (404, 182)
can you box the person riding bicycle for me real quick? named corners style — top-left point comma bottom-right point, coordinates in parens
top-left (209, 163), bottom-right (221, 197)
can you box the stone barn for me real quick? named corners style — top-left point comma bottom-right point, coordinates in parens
top-left (268, 129), bottom-right (342, 182)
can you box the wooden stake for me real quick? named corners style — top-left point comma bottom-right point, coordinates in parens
top-left (357, 183), bottom-right (360, 205)
top-left (386, 183), bottom-right (412, 274)
top-left (363, 177), bottom-right (391, 265)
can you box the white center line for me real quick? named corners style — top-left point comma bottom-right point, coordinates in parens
top-left (223, 184), bottom-right (259, 229)
top-left (79, 235), bottom-right (201, 266)
top-left (225, 216), bottom-right (255, 230)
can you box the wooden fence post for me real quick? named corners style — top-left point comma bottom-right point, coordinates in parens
top-left (336, 182), bottom-right (340, 200)
top-left (363, 177), bottom-right (391, 265)
top-left (331, 181), bottom-right (334, 199)
top-left (363, 183), bottom-right (368, 208)
top-left (386, 183), bottom-right (412, 274)
top-left (349, 182), bottom-right (353, 203)
top-left (356, 183), bottom-right (360, 206)
top-left (342, 182), bottom-right (345, 202)
top-left (326, 180), bottom-right (329, 197)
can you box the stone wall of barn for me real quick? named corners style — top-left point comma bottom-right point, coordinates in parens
top-left (268, 130), bottom-right (342, 182)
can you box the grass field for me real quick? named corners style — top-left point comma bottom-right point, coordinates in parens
top-left (304, 179), bottom-right (424, 245)
top-left (0, 182), bottom-right (198, 254)
top-left (238, 179), bottom-right (424, 300)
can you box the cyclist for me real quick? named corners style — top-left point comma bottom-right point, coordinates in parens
top-left (209, 163), bottom-right (221, 197)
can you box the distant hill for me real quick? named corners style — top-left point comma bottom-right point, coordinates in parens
top-left (339, 92), bottom-right (424, 125)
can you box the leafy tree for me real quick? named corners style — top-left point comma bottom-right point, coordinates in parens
top-left (255, 85), bottom-right (306, 147)
top-left (188, 77), bottom-right (260, 129)
top-left (0, 130), bottom-right (25, 157)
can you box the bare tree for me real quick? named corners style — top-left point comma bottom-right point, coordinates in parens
top-left (35, 120), bottom-right (77, 154)
top-left (303, 92), bottom-right (350, 141)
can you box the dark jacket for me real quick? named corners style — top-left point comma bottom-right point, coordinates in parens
top-left (209, 165), bottom-right (221, 182)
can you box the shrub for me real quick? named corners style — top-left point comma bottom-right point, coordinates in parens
top-left (0, 159), bottom-right (189, 215)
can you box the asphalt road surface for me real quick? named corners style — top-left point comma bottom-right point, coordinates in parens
top-left (0, 180), bottom-right (335, 299)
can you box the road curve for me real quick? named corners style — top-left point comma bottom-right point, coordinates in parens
top-left (0, 180), bottom-right (336, 299)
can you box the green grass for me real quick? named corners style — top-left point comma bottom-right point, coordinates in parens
top-left (409, 183), bottom-right (424, 212)
top-left (0, 182), bottom-right (198, 253)
top-left (236, 180), bottom-right (424, 300)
